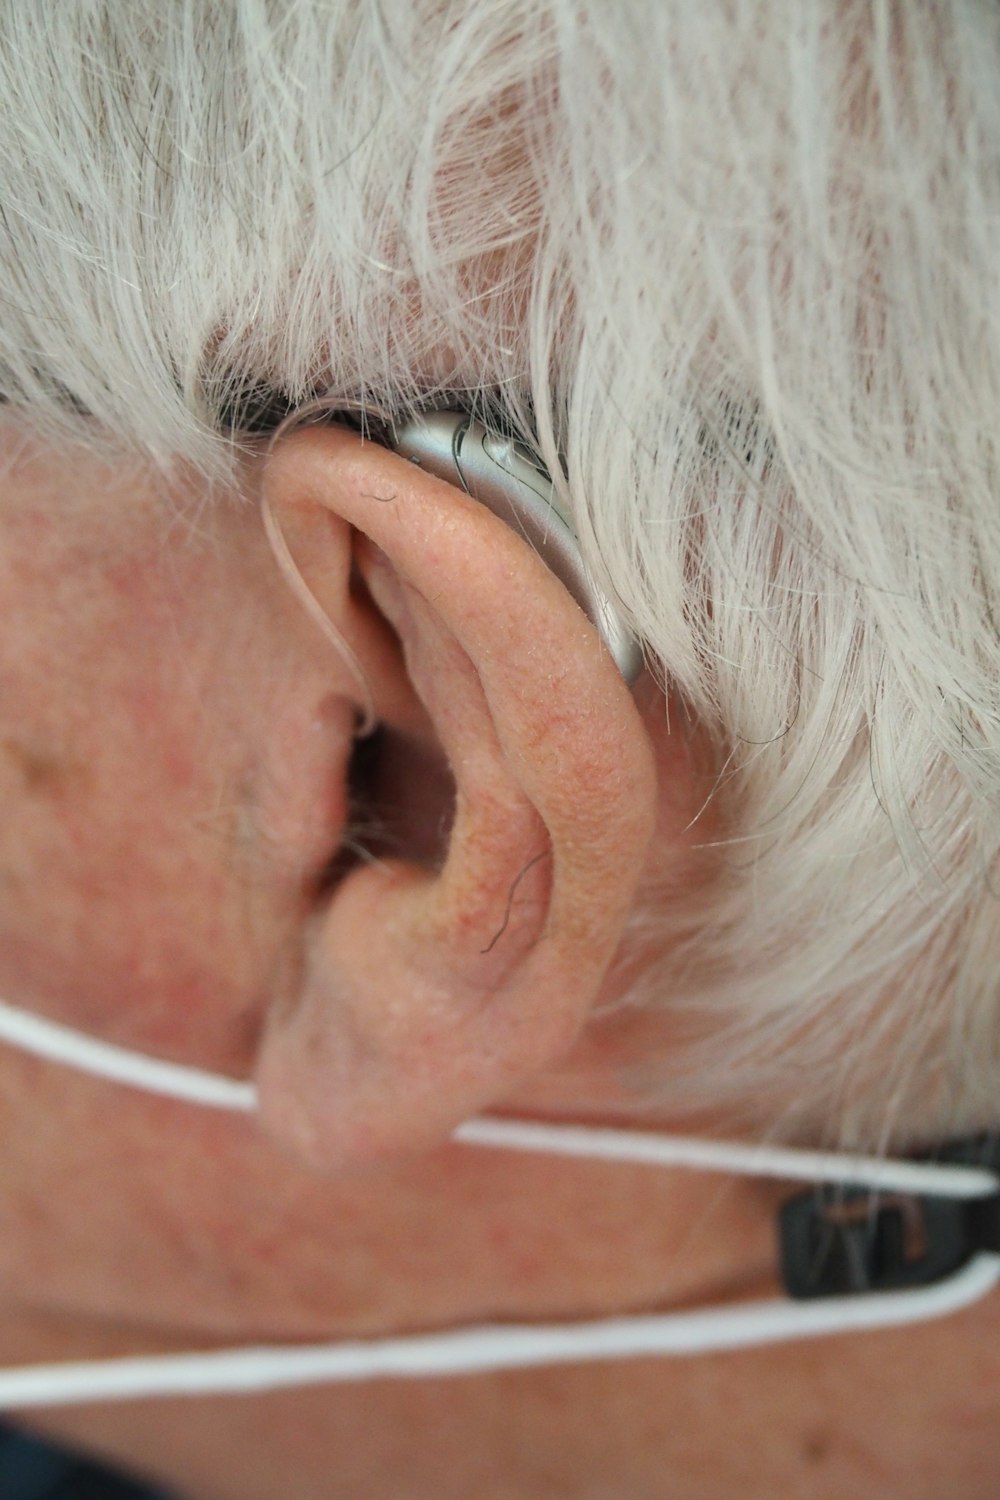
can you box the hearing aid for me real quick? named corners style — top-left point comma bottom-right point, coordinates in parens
top-left (388, 411), bottom-right (644, 684)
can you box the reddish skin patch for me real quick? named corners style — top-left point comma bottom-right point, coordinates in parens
top-left (0, 439), bottom-right (337, 1067)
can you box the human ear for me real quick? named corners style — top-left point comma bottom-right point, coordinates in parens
top-left (254, 424), bottom-right (657, 1170)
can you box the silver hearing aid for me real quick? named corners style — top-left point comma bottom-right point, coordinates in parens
top-left (388, 411), bottom-right (643, 684)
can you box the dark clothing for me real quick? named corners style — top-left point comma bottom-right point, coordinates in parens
top-left (0, 1422), bottom-right (177, 1499)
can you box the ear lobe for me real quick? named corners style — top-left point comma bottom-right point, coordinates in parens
top-left (254, 424), bottom-right (657, 1170)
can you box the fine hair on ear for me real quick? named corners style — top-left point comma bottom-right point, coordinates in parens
top-left (2, 1), bottom-right (999, 1146)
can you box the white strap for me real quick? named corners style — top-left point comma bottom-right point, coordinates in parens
top-left (0, 1256), bottom-right (995, 1409)
top-left (0, 998), bottom-right (993, 1198)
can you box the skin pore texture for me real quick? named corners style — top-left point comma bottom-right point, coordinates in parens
top-left (2, 420), bottom-right (1000, 1499)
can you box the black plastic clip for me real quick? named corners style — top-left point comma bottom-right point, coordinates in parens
top-left (779, 1135), bottom-right (1000, 1300)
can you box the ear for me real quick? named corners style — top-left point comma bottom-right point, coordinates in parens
top-left (254, 423), bottom-right (657, 1170)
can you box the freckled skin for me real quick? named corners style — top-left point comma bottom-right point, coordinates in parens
top-left (2, 424), bottom-right (1000, 1500)
top-left (0, 736), bottom-right (86, 794)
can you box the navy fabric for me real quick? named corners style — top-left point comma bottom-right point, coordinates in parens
top-left (0, 1423), bottom-right (178, 1499)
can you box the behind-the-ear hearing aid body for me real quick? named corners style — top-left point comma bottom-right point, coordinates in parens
top-left (388, 412), bottom-right (644, 684)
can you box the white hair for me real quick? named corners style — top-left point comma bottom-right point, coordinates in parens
top-left (1, 0), bottom-right (998, 1149)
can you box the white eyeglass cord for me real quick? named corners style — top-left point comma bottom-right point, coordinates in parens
top-left (0, 995), bottom-right (996, 1410)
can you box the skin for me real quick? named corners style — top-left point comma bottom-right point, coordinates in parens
top-left (1, 419), bottom-right (1000, 1498)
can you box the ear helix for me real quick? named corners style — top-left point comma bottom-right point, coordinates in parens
top-left (261, 399), bottom-right (643, 734)
top-left (260, 394), bottom-right (403, 739)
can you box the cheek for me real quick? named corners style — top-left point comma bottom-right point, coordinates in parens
top-left (0, 536), bottom-right (299, 1073)
top-left (0, 684), bottom-right (257, 1070)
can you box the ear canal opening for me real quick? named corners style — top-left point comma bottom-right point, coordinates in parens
top-left (310, 720), bottom-right (455, 900)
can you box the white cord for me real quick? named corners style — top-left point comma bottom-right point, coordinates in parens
top-left (0, 999), bottom-right (992, 1198)
top-left (453, 1116), bottom-right (999, 1198)
top-left (0, 1000), bottom-right (256, 1112)
top-left (0, 1256), bottom-right (995, 1410)
top-left (261, 490), bottom-right (377, 737)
